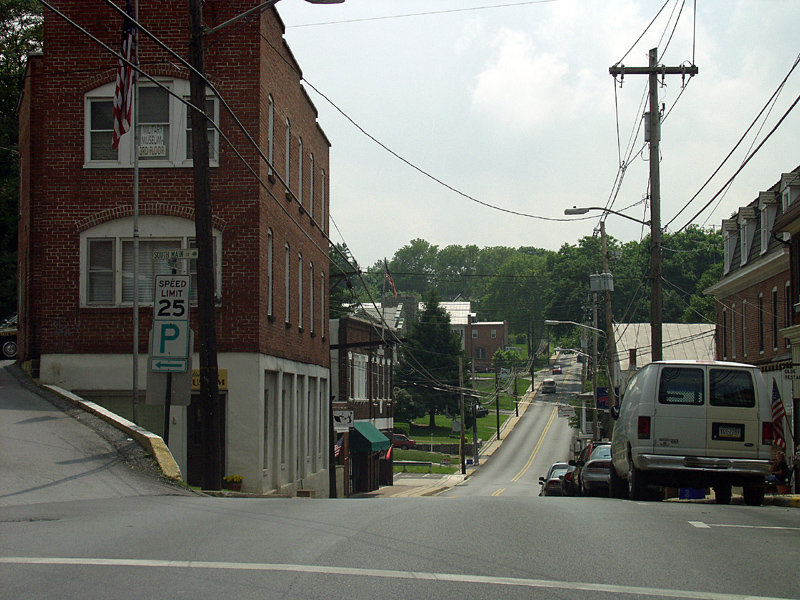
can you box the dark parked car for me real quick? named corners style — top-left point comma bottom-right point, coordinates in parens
top-left (391, 433), bottom-right (416, 450)
top-left (539, 462), bottom-right (569, 496)
top-left (474, 402), bottom-right (489, 418)
top-left (1, 313), bottom-right (17, 359)
top-left (571, 442), bottom-right (612, 496)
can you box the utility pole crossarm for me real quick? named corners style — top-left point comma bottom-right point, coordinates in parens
top-left (609, 65), bottom-right (698, 76)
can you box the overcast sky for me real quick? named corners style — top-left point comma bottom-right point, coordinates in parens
top-left (275, 0), bottom-right (800, 268)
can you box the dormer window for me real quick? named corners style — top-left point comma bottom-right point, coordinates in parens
top-left (737, 208), bottom-right (756, 267)
top-left (722, 219), bottom-right (737, 273)
top-left (758, 192), bottom-right (777, 254)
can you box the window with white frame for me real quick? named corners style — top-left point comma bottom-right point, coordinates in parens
top-left (298, 253), bottom-right (304, 330)
top-left (742, 300), bottom-right (747, 357)
top-left (284, 119), bottom-right (291, 186)
top-left (297, 137), bottom-right (303, 207)
top-left (772, 287), bottom-right (779, 351)
top-left (285, 243), bottom-right (291, 324)
top-left (739, 221), bottom-right (748, 266)
top-left (731, 303), bottom-right (736, 358)
top-left (721, 308), bottom-right (728, 359)
top-left (320, 272), bottom-right (325, 339)
top-left (309, 153), bottom-right (315, 221)
top-left (472, 330), bottom-right (478, 339)
top-left (267, 95), bottom-right (275, 178)
top-left (309, 262), bottom-right (314, 333)
top-left (758, 293), bottom-right (764, 353)
top-left (81, 215), bottom-right (220, 306)
top-left (267, 228), bottom-right (274, 317)
top-left (491, 329), bottom-right (497, 339)
top-left (320, 169), bottom-right (326, 232)
top-left (85, 80), bottom-right (218, 168)
top-left (760, 202), bottom-right (777, 254)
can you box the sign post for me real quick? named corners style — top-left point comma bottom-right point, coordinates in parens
top-left (150, 272), bottom-right (191, 445)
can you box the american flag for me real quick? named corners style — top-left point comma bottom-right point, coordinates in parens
top-left (384, 259), bottom-right (397, 298)
top-left (334, 435), bottom-right (343, 458)
top-left (771, 379), bottom-right (787, 448)
top-left (112, 0), bottom-right (137, 149)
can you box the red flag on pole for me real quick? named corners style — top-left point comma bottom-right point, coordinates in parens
top-left (112, 0), bottom-right (137, 149)
top-left (771, 379), bottom-right (787, 448)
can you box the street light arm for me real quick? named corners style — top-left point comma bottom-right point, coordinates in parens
top-left (544, 319), bottom-right (606, 337)
top-left (206, 0), bottom-right (343, 36)
top-left (564, 206), bottom-right (650, 227)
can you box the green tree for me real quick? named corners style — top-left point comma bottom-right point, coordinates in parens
top-left (394, 290), bottom-right (466, 428)
top-left (0, 0), bottom-right (42, 317)
top-left (329, 243), bottom-right (358, 319)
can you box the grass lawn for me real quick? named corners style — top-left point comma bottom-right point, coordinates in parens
top-left (407, 413), bottom-right (510, 446)
top-left (392, 448), bottom-right (460, 474)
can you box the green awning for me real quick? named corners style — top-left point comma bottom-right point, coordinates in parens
top-left (350, 421), bottom-right (391, 453)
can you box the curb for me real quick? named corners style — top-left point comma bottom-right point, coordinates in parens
top-left (43, 384), bottom-right (183, 482)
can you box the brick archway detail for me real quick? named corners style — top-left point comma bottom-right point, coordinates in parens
top-left (75, 202), bottom-right (227, 232)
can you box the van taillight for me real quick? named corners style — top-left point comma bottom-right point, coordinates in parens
top-left (638, 416), bottom-right (651, 440)
top-left (762, 422), bottom-right (774, 445)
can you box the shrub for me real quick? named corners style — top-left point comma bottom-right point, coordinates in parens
top-left (393, 422), bottom-right (410, 435)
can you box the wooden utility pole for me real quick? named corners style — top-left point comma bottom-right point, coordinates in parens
top-left (600, 221), bottom-right (617, 434)
top-left (459, 358), bottom-right (466, 475)
top-left (189, 0), bottom-right (222, 490)
top-left (609, 49), bottom-right (698, 362)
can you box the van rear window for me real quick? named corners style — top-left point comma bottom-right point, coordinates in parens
top-left (709, 369), bottom-right (755, 407)
top-left (658, 367), bottom-right (704, 405)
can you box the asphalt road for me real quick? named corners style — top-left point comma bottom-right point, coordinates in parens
top-left (2, 361), bottom-right (799, 599)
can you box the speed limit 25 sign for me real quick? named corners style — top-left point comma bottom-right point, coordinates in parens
top-left (150, 274), bottom-right (191, 372)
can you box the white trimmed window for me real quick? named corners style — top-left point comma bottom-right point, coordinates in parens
top-left (285, 243), bottom-right (291, 324)
top-left (309, 262), bottom-right (315, 333)
top-left (267, 228), bottom-right (274, 317)
top-left (309, 153), bottom-right (315, 222)
top-left (85, 80), bottom-right (218, 168)
top-left (321, 169), bottom-right (326, 232)
top-left (267, 95), bottom-right (275, 178)
top-left (298, 253), bottom-right (304, 330)
top-left (731, 303), bottom-right (736, 358)
top-left (80, 215), bottom-right (220, 306)
top-left (320, 272), bottom-right (326, 339)
top-left (284, 118), bottom-right (291, 185)
top-left (297, 137), bottom-right (304, 207)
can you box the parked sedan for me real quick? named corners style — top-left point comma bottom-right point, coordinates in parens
top-left (391, 434), bottom-right (416, 450)
top-left (572, 443), bottom-right (612, 496)
top-left (539, 462), bottom-right (569, 496)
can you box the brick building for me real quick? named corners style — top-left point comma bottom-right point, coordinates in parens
top-left (18, 1), bottom-right (332, 496)
top-left (705, 166), bottom-right (799, 462)
top-left (329, 315), bottom-right (395, 496)
top-left (466, 321), bottom-right (509, 372)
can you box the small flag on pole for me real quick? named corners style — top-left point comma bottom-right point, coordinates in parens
top-left (384, 259), bottom-right (397, 298)
top-left (771, 379), bottom-right (787, 448)
top-left (112, 0), bottom-right (137, 149)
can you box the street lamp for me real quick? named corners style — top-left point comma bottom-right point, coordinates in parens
top-left (564, 206), bottom-right (650, 227)
top-left (545, 319), bottom-right (605, 336)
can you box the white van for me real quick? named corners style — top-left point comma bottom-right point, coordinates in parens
top-left (610, 360), bottom-right (774, 505)
top-left (541, 378), bottom-right (556, 394)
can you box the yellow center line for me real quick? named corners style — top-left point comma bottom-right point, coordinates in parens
top-left (510, 406), bottom-right (557, 482)
top-left (491, 488), bottom-right (505, 496)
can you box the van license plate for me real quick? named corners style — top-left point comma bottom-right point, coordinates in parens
top-left (713, 423), bottom-right (744, 441)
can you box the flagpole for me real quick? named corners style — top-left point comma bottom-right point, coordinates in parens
top-left (132, 0), bottom-right (140, 425)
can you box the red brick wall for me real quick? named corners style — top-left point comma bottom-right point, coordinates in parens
top-left (715, 270), bottom-right (792, 363)
top-left (19, 1), bottom-right (329, 368)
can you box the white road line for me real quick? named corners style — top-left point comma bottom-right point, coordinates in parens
top-left (690, 521), bottom-right (800, 531)
top-left (1, 556), bottom-right (796, 600)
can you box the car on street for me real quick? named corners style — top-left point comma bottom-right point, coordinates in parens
top-left (391, 433), bottom-right (416, 450)
top-left (1, 313), bottom-right (17, 359)
top-left (541, 378), bottom-right (556, 394)
top-left (552, 365), bottom-right (563, 375)
top-left (539, 462), bottom-right (569, 496)
top-left (570, 442), bottom-right (611, 496)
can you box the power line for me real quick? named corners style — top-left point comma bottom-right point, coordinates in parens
top-left (286, 0), bottom-right (558, 28)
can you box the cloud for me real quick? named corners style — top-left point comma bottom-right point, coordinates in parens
top-left (470, 28), bottom-right (600, 132)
